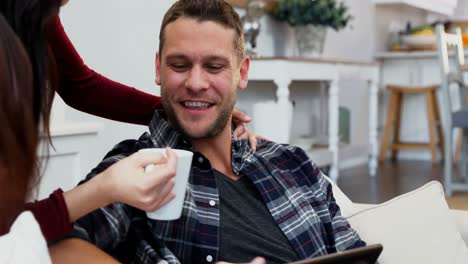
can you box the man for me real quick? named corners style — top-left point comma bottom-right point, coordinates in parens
top-left (52, 0), bottom-right (365, 263)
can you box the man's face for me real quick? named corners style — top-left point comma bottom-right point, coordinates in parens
top-left (156, 17), bottom-right (249, 139)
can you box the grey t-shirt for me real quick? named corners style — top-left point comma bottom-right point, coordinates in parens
top-left (215, 170), bottom-right (299, 264)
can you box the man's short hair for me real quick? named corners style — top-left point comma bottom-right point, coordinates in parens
top-left (159, 0), bottom-right (244, 60)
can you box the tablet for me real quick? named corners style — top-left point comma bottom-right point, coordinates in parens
top-left (289, 244), bottom-right (383, 264)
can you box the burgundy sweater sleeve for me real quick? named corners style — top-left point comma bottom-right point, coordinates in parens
top-left (48, 16), bottom-right (162, 125)
top-left (25, 189), bottom-right (72, 242)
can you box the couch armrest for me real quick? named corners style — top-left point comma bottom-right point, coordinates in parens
top-left (451, 209), bottom-right (468, 246)
top-left (328, 174), bottom-right (468, 247)
top-left (345, 201), bottom-right (468, 247)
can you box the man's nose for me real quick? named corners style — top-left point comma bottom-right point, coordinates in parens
top-left (185, 66), bottom-right (209, 92)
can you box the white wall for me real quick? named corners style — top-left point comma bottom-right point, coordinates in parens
top-left (254, 0), bottom-right (425, 60)
top-left (254, 0), bottom-right (378, 61)
top-left (453, 0), bottom-right (468, 19)
top-left (57, 1), bottom-right (177, 175)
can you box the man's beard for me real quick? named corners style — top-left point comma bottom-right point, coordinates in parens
top-left (161, 90), bottom-right (236, 140)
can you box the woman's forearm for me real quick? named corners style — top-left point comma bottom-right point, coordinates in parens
top-left (25, 174), bottom-right (110, 242)
top-left (62, 173), bottom-right (110, 222)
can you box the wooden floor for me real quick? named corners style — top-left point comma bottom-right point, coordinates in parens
top-left (337, 160), bottom-right (468, 210)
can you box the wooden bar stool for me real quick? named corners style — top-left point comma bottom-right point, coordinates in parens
top-left (379, 84), bottom-right (444, 163)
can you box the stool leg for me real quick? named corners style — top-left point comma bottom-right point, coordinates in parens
top-left (461, 130), bottom-right (468, 180)
top-left (445, 128), bottom-right (454, 196)
top-left (379, 92), bottom-right (398, 162)
top-left (391, 92), bottom-right (403, 161)
top-left (454, 129), bottom-right (462, 164)
top-left (426, 91), bottom-right (439, 163)
top-left (432, 90), bottom-right (444, 159)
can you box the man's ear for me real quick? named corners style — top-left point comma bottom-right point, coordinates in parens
top-left (155, 52), bottom-right (161, 85)
top-left (238, 56), bottom-right (250, 91)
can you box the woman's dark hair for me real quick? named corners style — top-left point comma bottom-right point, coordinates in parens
top-left (0, 0), bottom-right (61, 139)
top-left (0, 14), bottom-right (37, 232)
top-left (0, 0), bottom-right (61, 232)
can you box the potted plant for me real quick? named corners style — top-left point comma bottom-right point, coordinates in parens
top-left (270, 0), bottom-right (352, 57)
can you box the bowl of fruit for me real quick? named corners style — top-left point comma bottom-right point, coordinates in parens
top-left (401, 25), bottom-right (436, 50)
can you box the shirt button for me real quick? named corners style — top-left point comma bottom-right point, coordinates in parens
top-left (209, 200), bottom-right (216, 206)
top-left (206, 255), bottom-right (213, 262)
top-left (198, 157), bottom-right (204, 163)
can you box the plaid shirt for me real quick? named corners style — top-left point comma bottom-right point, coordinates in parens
top-left (71, 111), bottom-right (365, 264)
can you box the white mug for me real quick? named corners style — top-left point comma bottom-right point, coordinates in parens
top-left (138, 148), bottom-right (193, 220)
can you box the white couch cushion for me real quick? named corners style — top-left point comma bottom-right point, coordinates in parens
top-left (451, 210), bottom-right (468, 247)
top-left (344, 181), bottom-right (468, 264)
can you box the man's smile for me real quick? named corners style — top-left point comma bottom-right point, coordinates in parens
top-left (181, 101), bottom-right (214, 109)
top-left (179, 100), bottom-right (216, 115)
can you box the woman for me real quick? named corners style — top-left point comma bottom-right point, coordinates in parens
top-left (0, 0), bottom-right (259, 243)
top-left (0, 13), bottom-right (51, 263)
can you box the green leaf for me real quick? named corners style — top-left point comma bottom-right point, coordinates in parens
top-left (270, 0), bottom-right (352, 30)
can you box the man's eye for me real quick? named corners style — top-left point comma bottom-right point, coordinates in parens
top-left (206, 64), bottom-right (223, 72)
top-left (170, 64), bottom-right (189, 71)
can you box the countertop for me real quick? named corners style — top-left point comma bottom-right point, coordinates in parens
top-left (375, 49), bottom-right (468, 59)
top-left (252, 56), bottom-right (378, 66)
